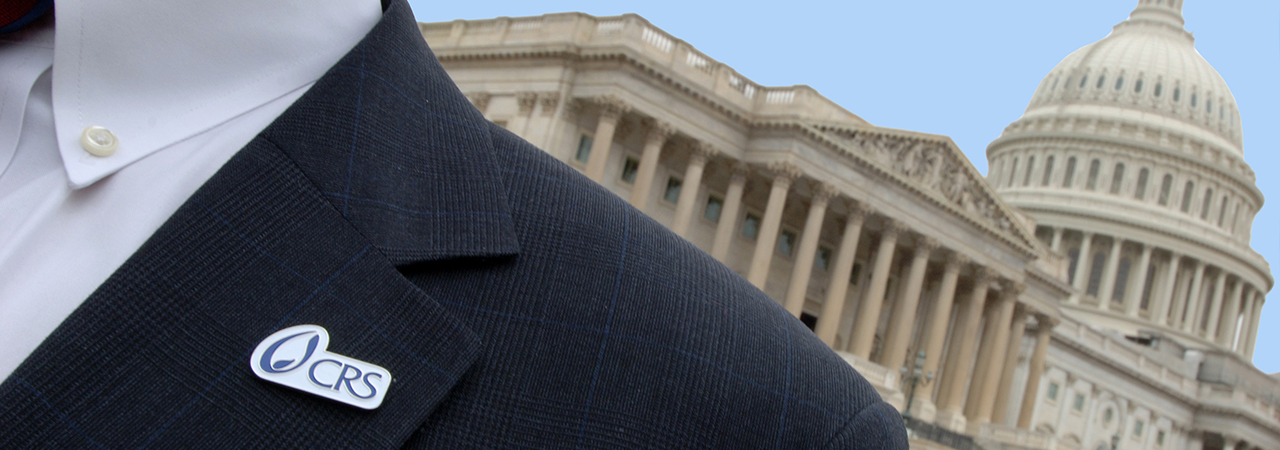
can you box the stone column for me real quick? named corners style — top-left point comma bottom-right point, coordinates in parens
top-left (992, 304), bottom-right (1029, 424)
top-left (936, 268), bottom-right (994, 431)
top-left (1070, 232), bottom-right (1094, 302)
top-left (671, 143), bottom-right (719, 237)
top-left (746, 162), bottom-right (802, 288)
top-left (1098, 238), bottom-right (1124, 307)
top-left (628, 120), bottom-right (677, 210)
top-left (511, 91), bottom-right (538, 136)
top-left (1181, 261), bottom-right (1206, 333)
top-left (1017, 314), bottom-right (1056, 430)
top-left (583, 95), bottom-right (630, 182)
top-left (815, 203), bottom-right (872, 347)
top-left (1126, 244), bottom-right (1153, 317)
top-left (849, 219), bottom-right (908, 359)
top-left (710, 162), bottom-right (749, 262)
top-left (1156, 252), bottom-right (1181, 326)
top-left (971, 281), bottom-right (1022, 425)
top-left (881, 237), bottom-right (940, 373)
top-left (1217, 280), bottom-right (1244, 347)
top-left (919, 253), bottom-right (966, 401)
top-left (1205, 271), bottom-right (1229, 338)
top-left (783, 183), bottom-right (840, 317)
top-left (1245, 291), bottom-right (1263, 359)
top-left (1050, 227), bottom-right (1064, 252)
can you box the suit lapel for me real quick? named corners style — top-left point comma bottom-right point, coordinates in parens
top-left (0, 1), bottom-right (511, 448)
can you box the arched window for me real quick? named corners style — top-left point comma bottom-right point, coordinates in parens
top-left (1008, 158), bottom-right (1019, 187)
top-left (1110, 163), bottom-right (1125, 194)
top-left (1134, 168), bottom-right (1150, 200)
top-left (1086, 159), bottom-right (1101, 190)
top-left (1115, 77), bottom-right (1124, 90)
top-left (1200, 188), bottom-right (1214, 219)
top-left (1112, 257), bottom-right (1131, 302)
top-left (1024, 156), bottom-right (1036, 186)
top-left (1191, 93), bottom-right (1198, 108)
top-left (1158, 174), bottom-right (1173, 205)
top-left (1181, 181), bottom-right (1195, 212)
top-left (1042, 156), bottom-right (1056, 186)
top-left (1218, 196), bottom-right (1229, 226)
top-left (1087, 251), bottom-right (1106, 296)
top-left (1080, 75), bottom-right (1089, 89)
top-left (1154, 83), bottom-right (1163, 97)
top-left (1096, 75), bottom-right (1106, 89)
top-left (1139, 265), bottom-right (1157, 311)
top-left (1173, 88), bottom-right (1181, 102)
top-left (1052, 77), bottom-right (1060, 91)
top-left (1135, 79), bottom-right (1144, 93)
top-left (1207, 99), bottom-right (1213, 114)
top-left (1064, 157), bottom-right (1078, 188)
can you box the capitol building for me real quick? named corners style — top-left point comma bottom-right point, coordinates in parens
top-left (419, 1), bottom-right (1276, 448)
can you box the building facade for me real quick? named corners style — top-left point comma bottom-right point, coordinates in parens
top-left (418, 2), bottom-right (1277, 448)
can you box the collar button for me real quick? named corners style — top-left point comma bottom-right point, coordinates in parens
top-left (80, 126), bottom-right (119, 157)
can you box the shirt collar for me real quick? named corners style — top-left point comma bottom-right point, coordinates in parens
top-left (50, 0), bottom-right (382, 188)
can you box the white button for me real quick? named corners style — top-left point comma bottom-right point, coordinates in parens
top-left (80, 126), bottom-right (119, 157)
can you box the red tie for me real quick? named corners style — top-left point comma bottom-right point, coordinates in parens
top-left (0, 0), bottom-right (52, 34)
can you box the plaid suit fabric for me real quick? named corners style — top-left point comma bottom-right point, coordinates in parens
top-left (0, 1), bottom-right (907, 448)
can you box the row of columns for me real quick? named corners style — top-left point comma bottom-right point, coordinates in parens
top-left (1048, 226), bottom-right (1265, 358)
top-left (574, 95), bottom-right (1059, 432)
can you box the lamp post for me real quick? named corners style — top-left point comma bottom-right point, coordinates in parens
top-left (899, 350), bottom-right (933, 420)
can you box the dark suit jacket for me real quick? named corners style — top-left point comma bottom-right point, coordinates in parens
top-left (0, 1), bottom-right (907, 448)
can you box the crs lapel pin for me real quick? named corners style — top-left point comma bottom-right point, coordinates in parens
top-left (251, 324), bottom-right (391, 410)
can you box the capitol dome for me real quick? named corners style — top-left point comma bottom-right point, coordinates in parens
top-left (1023, 0), bottom-right (1242, 154)
top-left (987, 0), bottom-right (1269, 354)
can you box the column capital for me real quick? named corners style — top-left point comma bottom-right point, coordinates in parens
top-left (643, 118), bottom-right (678, 144)
top-left (1001, 280), bottom-right (1026, 298)
top-left (690, 141), bottom-right (720, 166)
top-left (946, 251), bottom-right (971, 271)
top-left (811, 182), bottom-right (841, 204)
top-left (972, 266), bottom-right (996, 286)
top-left (764, 161), bottom-right (803, 184)
top-left (1034, 313), bottom-right (1059, 329)
top-left (846, 200), bottom-right (876, 221)
top-left (727, 160), bottom-right (751, 179)
top-left (467, 92), bottom-right (492, 111)
top-left (516, 91), bottom-right (539, 114)
top-left (881, 218), bottom-right (909, 240)
top-left (594, 94), bottom-right (631, 120)
top-left (538, 91), bottom-right (561, 116)
top-left (916, 236), bottom-right (941, 255)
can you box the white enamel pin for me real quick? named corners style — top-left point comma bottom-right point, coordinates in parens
top-left (250, 324), bottom-right (391, 410)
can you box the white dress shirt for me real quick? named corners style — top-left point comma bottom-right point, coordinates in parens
top-left (0, 0), bottom-right (382, 379)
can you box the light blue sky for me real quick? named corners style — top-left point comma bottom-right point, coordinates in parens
top-left (407, 1), bottom-right (1279, 372)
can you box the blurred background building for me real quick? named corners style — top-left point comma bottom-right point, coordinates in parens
top-left (418, 1), bottom-right (1276, 448)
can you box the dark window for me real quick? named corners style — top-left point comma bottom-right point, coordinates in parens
top-left (1087, 251), bottom-right (1106, 296)
top-left (620, 157), bottom-right (639, 184)
top-left (1047, 383), bottom-right (1059, 400)
top-left (1135, 168), bottom-right (1149, 200)
top-left (1191, 93), bottom-right (1197, 108)
top-left (1200, 189), bottom-right (1213, 219)
top-left (777, 230), bottom-right (797, 256)
top-left (799, 312), bottom-right (818, 331)
top-left (1115, 77), bottom-right (1124, 90)
top-left (1154, 83), bottom-right (1163, 97)
top-left (1173, 88), bottom-right (1181, 102)
top-left (1064, 157), bottom-right (1078, 188)
top-left (1110, 163), bottom-right (1125, 194)
top-left (1051, 77), bottom-right (1059, 90)
top-left (1207, 99), bottom-right (1213, 113)
top-left (575, 134), bottom-right (593, 163)
top-left (1218, 196), bottom-right (1229, 227)
top-left (1080, 75), bottom-right (1089, 89)
top-left (1024, 156), bottom-right (1036, 186)
top-left (1180, 181), bottom-right (1195, 212)
top-left (1096, 75), bottom-right (1106, 89)
top-left (704, 195), bottom-right (724, 222)
top-left (1135, 79), bottom-right (1144, 93)
top-left (1086, 159), bottom-right (1101, 190)
top-left (1158, 175), bottom-right (1173, 206)
top-left (850, 262), bottom-right (863, 285)
top-left (1112, 258), bottom-right (1131, 302)
top-left (742, 213), bottom-right (761, 239)
top-left (663, 177), bottom-right (682, 204)
top-left (816, 247), bottom-right (833, 272)
top-left (1139, 264), bottom-right (1157, 311)
top-left (1008, 158), bottom-right (1019, 187)
top-left (1068, 248), bottom-right (1081, 284)
top-left (1042, 156), bottom-right (1056, 186)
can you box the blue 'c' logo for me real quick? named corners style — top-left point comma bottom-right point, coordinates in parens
top-left (258, 331), bottom-right (319, 374)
